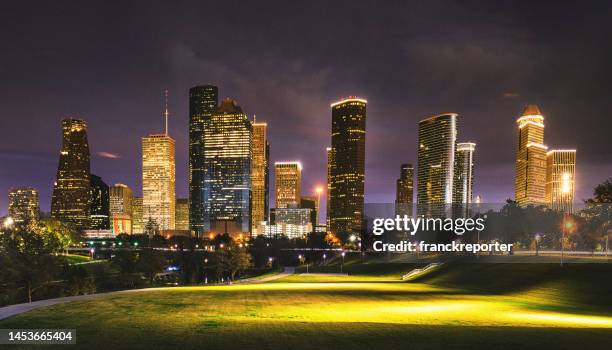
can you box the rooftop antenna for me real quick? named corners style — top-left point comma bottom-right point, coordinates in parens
top-left (253, 114), bottom-right (256, 123)
top-left (164, 89), bottom-right (169, 135)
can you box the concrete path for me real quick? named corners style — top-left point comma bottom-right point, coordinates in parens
top-left (0, 269), bottom-right (296, 321)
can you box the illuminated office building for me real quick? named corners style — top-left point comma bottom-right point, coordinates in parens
top-left (251, 119), bottom-right (270, 230)
top-left (326, 147), bottom-right (333, 231)
top-left (142, 95), bottom-right (176, 231)
top-left (417, 113), bottom-right (457, 217)
top-left (395, 164), bottom-right (414, 216)
top-left (329, 97), bottom-right (366, 237)
top-left (110, 183), bottom-right (133, 234)
top-left (132, 197), bottom-right (143, 234)
top-left (275, 162), bottom-right (301, 209)
top-left (8, 187), bottom-right (39, 225)
top-left (175, 198), bottom-right (189, 231)
top-left (89, 174), bottom-right (110, 230)
top-left (453, 142), bottom-right (476, 205)
top-left (546, 150), bottom-right (576, 213)
top-left (515, 105), bottom-right (548, 206)
top-left (51, 118), bottom-right (91, 230)
top-left (202, 98), bottom-right (252, 235)
top-left (189, 85), bottom-right (218, 236)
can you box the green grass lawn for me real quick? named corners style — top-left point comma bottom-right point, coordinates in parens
top-left (59, 254), bottom-right (92, 264)
top-left (1, 263), bottom-right (611, 350)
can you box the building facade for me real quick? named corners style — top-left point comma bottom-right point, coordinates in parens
top-left (417, 113), bottom-right (457, 217)
top-left (251, 120), bottom-right (269, 230)
top-left (515, 105), bottom-right (548, 206)
top-left (8, 187), bottom-right (39, 225)
top-left (89, 174), bottom-right (110, 230)
top-left (109, 183), bottom-right (133, 234)
top-left (546, 150), bottom-right (576, 213)
top-left (189, 85), bottom-right (218, 236)
top-left (328, 98), bottom-right (367, 237)
top-left (395, 164), bottom-right (414, 216)
top-left (275, 162), bottom-right (301, 209)
top-left (132, 197), bottom-right (143, 234)
top-left (202, 98), bottom-right (252, 235)
top-left (142, 134), bottom-right (176, 230)
top-left (51, 118), bottom-right (91, 230)
top-left (175, 198), bottom-right (189, 231)
top-left (453, 142), bottom-right (476, 205)
top-left (326, 147), bottom-right (333, 231)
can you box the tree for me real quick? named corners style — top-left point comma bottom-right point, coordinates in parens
top-left (582, 178), bottom-right (612, 251)
top-left (217, 242), bottom-right (252, 280)
top-left (1, 227), bottom-right (64, 302)
top-left (137, 249), bottom-right (167, 285)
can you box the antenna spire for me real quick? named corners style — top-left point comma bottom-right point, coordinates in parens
top-left (164, 89), bottom-right (169, 135)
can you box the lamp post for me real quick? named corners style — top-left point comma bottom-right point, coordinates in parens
top-left (340, 251), bottom-right (345, 273)
top-left (561, 214), bottom-right (575, 267)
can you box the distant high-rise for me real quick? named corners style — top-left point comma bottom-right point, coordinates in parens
top-left (515, 105), bottom-right (548, 206)
top-left (203, 98), bottom-right (252, 235)
top-left (8, 187), bottom-right (39, 225)
top-left (189, 85), bottom-right (218, 236)
top-left (110, 184), bottom-right (133, 234)
top-left (132, 197), bottom-right (143, 234)
top-left (175, 198), bottom-right (189, 231)
top-left (326, 147), bottom-right (333, 231)
top-left (329, 97), bottom-right (366, 237)
top-left (251, 119), bottom-right (269, 230)
top-left (417, 113), bottom-right (457, 217)
top-left (143, 94), bottom-right (176, 231)
top-left (546, 150), bottom-right (576, 213)
top-left (275, 162), bottom-right (302, 209)
top-left (453, 142), bottom-right (476, 205)
top-left (51, 118), bottom-right (91, 230)
top-left (89, 175), bottom-right (110, 230)
top-left (395, 164), bottom-right (414, 216)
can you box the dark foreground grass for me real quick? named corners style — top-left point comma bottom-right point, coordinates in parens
top-left (1, 263), bottom-right (611, 350)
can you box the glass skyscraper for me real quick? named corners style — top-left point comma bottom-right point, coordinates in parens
top-left (89, 174), bottom-right (110, 230)
top-left (395, 164), bottom-right (414, 216)
top-left (51, 118), bottom-right (91, 230)
top-left (417, 113), bottom-right (457, 217)
top-left (189, 85), bottom-right (218, 236)
top-left (515, 104), bottom-right (548, 206)
top-left (546, 149), bottom-right (576, 213)
top-left (8, 187), bottom-right (39, 226)
top-left (275, 161), bottom-right (302, 209)
top-left (142, 134), bottom-right (176, 231)
top-left (251, 120), bottom-right (269, 231)
top-left (202, 98), bottom-right (252, 235)
top-left (329, 97), bottom-right (366, 238)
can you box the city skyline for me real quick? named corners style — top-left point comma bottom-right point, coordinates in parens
top-left (2, 2), bottom-right (612, 217)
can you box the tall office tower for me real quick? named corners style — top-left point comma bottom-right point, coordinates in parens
top-left (329, 97), bottom-right (367, 237)
top-left (326, 147), bottom-right (333, 231)
top-left (515, 105), bottom-right (548, 206)
top-left (417, 113), bottom-right (457, 217)
top-left (202, 98), bottom-right (252, 235)
top-left (132, 197), bottom-right (143, 234)
top-left (251, 119), bottom-right (269, 230)
top-left (300, 196), bottom-right (318, 230)
top-left (143, 94), bottom-right (176, 231)
top-left (453, 142), bottom-right (476, 204)
top-left (89, 175), bottom-right (110, 230)
top-left (546, 150), bottom-right (576, 213)
top-left (109, 184), bottom-right (133, 234)
top-left (175, 198), bottom-right (189, 230)
top-left (51, 118), bottom-right (91, 230)
top-left (8, 187), bottom-right (39, 225)
top-left (189, 85), bottom-right (218, 236)
top-left (275, 162), bottom-right (302, 209)
top-left (395, 164), bottom-right (414, 216)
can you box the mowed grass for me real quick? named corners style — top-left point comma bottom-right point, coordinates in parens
top-left (1, 263), bottom-right (612, 350)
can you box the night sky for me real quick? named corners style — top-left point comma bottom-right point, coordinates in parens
top-left (1, 1), bottom-right (612, 216)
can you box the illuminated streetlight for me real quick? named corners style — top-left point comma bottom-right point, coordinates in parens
top-left (340, 251), bottom-right (346, 273)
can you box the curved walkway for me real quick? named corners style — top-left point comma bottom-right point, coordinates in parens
top-left (0, 268), bottom-right (295, 321)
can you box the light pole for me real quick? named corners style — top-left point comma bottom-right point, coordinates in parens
top-left (340, 251), bottom-right (345, 273)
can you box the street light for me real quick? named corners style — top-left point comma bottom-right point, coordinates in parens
top-left (340, 251), bottom-right (346, 273)
top-left (3, 216), bottom-right (14, 230)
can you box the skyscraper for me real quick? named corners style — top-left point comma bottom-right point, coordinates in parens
top-left (89, 174), bottom-right (110, 230)
top-left (142, 94), bottom-right (176, 231)
top-left (326, 147), bottom-right (333, 231)
top-left (8, 187), bottom-right (39, 225)
top-left (546, 150), bottom-right (576, 213)
top-left (515, 105), bottom-right (548, 206)
top-left (251, 119), bottom-right (269, 230)
top-left (417, 113), bottom-right (457, 217)
top-left (132, 197), bottom-right (143, 234)
top-left (189, 85), bottom-right (218, 236)
top-left (329, 97), bottom-right (366, 237)
top-left (110, 183), bottom-right (133, 234)
top-left (395, 164), bottom-right (414, 216)
top-left (202, 98), bottom-right (252, 235)
top-left (453, 142), bottom-right (476, 205)
top-left (175, 198), bottom-right (189, 231)
top-left (51, 118), bottom-right (91, 230)
top-left (275, 162), bottom-right (302, 209)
